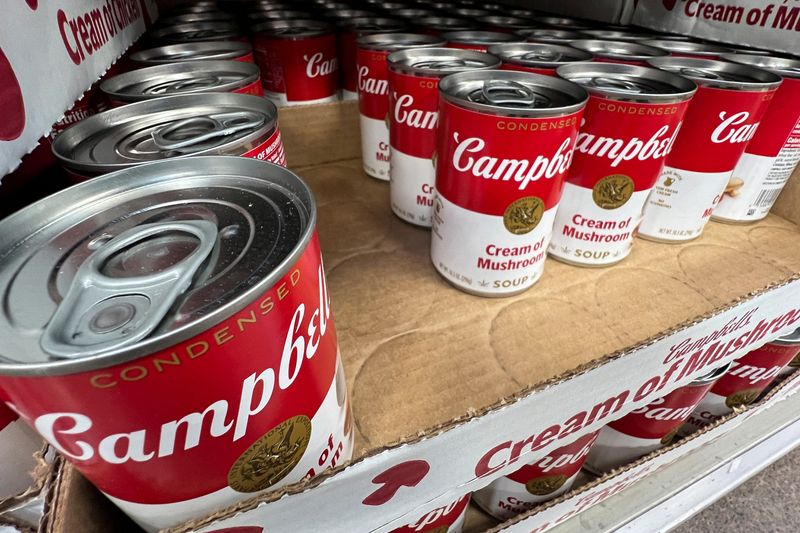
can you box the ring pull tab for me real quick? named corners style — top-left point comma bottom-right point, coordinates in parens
top-left (41, 220), bottom-right (218, 359)
top-left (145, 75), bottom-right (222, 95)
top-left (474, 79), bottom-right (551, 108)
top-left (679, 67), bottom-right (722, 80)
top-left (412, 59), bottom-right (468, 70)
top-left (151, 111), bottom-right (265, 152)
top-left (589, 76), bottom-right (645, 94)
top-left (521, 49), bottom-right (562, 62)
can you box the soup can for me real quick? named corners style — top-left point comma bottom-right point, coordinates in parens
top-left (489, 42), bottom-right (592, 75)
top-left (130, 42), bottom-right (255, 66)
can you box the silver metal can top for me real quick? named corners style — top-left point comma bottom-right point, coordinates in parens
top-left (647, 57), bottom-right (783, 90)
top-left (453, 8), bottom-right (491, 18)
top-left (488, 43), bottom-right (592, 69)
top-left (100, 61), bottom-right (260, 103)
top-left (337, 16), bottom-right (407, 34)
top-left (773, 327), bottom-right (800, 346)
top-left (322, 9), bottom-right (376, 21)
top-left (246, 10), bottom-right (314, 23)
top-left (157, 12), bottom-right (236, 26)
top-left (252, 18), bottom-right (333, 38)
top-left (0, 156), bottom-right (314, 375)
top-left (149, 22), bottom-right (244, 44)
top-left (131, 42), bottom-right (253, 65)
top-left (535, 15), bottom-right (594, 30)
top-left (387, 47), bottom-right (500, 77)
top-left (571, 39), bottom-right (669, 62)
top-left (52, 93), bottom-right (278, 174)
top-left (508, 8), bottom-right (538, 18)
top-left (521, 28), bottom-right (584, 44)
top-left (720, 53), bottom-right (800, 80)
top-left (420, 16), bottom-right (479, 32)
top-left (557, 62), bottom-right (697, 102)
top-left (393, 8), bottom-right (436, 20)
top-left (644, 40), bottom-right (731, 57)
top-left (357, 33), bottom-right (445, 52)
top-left (439, 69), bottom-right (588, 118)
top-left (480, 15), bottom-right (539, 30)
top-left (723, 46), bottom-right (773, 56)
top-left (690, 362), bottom-right (732, 385)
top-left (442, 31), bottom-right (523, 46)
top-left (582, 29), bottom-right (659, 41)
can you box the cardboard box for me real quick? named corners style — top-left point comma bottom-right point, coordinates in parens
top-left (0, 443), bottom-right (54, 532)
top-left (38, 101), bottom-right (800, 533)
top-left (0, 0), bottom-right (157, 178)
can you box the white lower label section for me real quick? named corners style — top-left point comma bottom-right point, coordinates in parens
top-left (431, 194), bottom-right (555, 296)
top-left (341, 89), bottom-right (358, 101)
top-left (390, 147), bottom-right (435, 226)
top-left (714, 146), bottom-right (800, 222)
top-left (680, 392), bottom-right (729, 436)
top-left (0, 420), bottom-right (42, 499)
top-left (639, 165), bottom-right (731, 242)
top-left (360, 114), bottom-right (390, 180)
top-left (105, 360), bottom-right (355, 532)
top-left (548, 182), bottom-right (649, 266)
top-left (583, 425), bottom-right (662, 475)
top-left (473, 472), bottom-right (579, 521)
top-left (265, 91), bottom-right (339, 107)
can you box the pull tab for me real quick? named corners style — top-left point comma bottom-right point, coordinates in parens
top-left (589, 76), bottom-right (646, 94)
top-left (471, 80), bottom-right (551, 108)
top-left (151, 111), bottom-right (265, 152)
top-left (41, 220), bottom-right (218, 359)
top-left (412, 59), bottom-right (468, 70)
top-left (679, 67), bottom-right (722, 80)
top-left (521, 49), bottom-right (563, 62)
top-left (144, 75), bottom-right (222, 95)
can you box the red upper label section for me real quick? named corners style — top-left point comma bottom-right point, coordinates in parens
top-left (506, 431), bottom-right (598, 484)
top-left (608, 382), bottom-right (716, 439)
top-left (388, 70), bottom-right (440, 158)
top-left (338, 29), bottom-right (358, 93)
top-left (389, 494), bottom-right (470, 533)
top-left (254, 34), bottom-right (338, 101)
top-left (0, 235), bottom-right (338, 504)
top-left (743, 78), bottom-right (800, 158)
top-left (567, 95), bottom-right (691, 191)
top-left (712, 342), bottom-right (800, 398)
top-left (436, 99), bottom-right (584, 214)
top-left (357, 48), bottom-right (390, 120)
top-left (665, 84), bottom-right (778, 173)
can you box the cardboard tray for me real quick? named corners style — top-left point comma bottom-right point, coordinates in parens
top-left (45, 101), bottom-right (800, 532)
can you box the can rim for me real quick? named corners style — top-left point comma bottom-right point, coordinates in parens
top-left (644, 39), bottom-right (731, 56)
top-left (130, 42), bottom-right (253, 65)
top-left (439, 69), bottom-right (589, 117)
top-left (646, 57), bottom-right (783, 89)
top-left (571, 39), bottom-right (669, 61)
top-left (690, 362), bottom-right (731, 385)
top-left (99, 61), bottom-right (261, 102)
top-left (442, 31), bottom-right (523, 45)
top-left (252, 18), bottom-right (333, 38)
top-left (720, 53), bottom-right (800, 79)
top-left (0, 157), bottom-right (316, 376)
top-left (772, 327), bottom-right (800, 345)
top-left (149, 21), bottom-right (243, 43)
top-left (488, 43), bottom-right (593, 68)
top-left (357, 33), bottom-right (445, 51)
top-left (387, 47), bottom-right (501, 77)
top-left (556, 62), bottom-right (697, 102)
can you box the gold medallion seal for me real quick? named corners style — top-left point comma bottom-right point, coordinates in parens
top-left (503, 196), bottom-right (544, 235)
top-left (592, 174), bottom-right (634, 209)
top-left (660, 427), bottom-right (680, 445)
top-left (725, 388), bottom-right (761, 408)
top-left (525, 474), bottom-right (568, 496)
top-left (228, 415), bottom-right (312, 493)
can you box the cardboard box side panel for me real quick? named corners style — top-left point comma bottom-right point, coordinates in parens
top-left (279, 102), bottom-right (361, 168)
top-left (771, 164), bottom-right (800, 226)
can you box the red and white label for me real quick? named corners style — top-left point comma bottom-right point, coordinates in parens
top-left (338, 29), bottom-right (359, 96)
top-left (233, 78), bottom-right (264, 97)
top-left (253, 33), bottom-right (339, 105)
top-left (0, 236), bottom-right (353, 531)
top-left (388, 69), bottom-right (441, 226)
top-left (389, 494), bottom-right (470, 533)
top-left (549, 95), bottom-right (691, 265)
top-left (473, 432), bottom-right (598, 521)
top-left (242, 128), bottom-right (287, 167)
top-left (358, 48), bottom-right (391, 180)
top-left (639, 84), bottom-right (778, 241)
top-left (683, 341), bottom-right (800, 433)
top-left (431, 99), bottom-right (583, 295)
top-left (714, 77), bottom-right (800, 222)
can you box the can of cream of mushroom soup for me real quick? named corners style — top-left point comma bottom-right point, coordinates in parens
top-left (130, 42), bottom-right (255, 67)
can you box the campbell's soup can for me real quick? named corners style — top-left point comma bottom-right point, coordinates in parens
top-left (639, 57), bottom-right (781, 242)
top-left (432, 70), bottom-right (588, 296)
top-left (100, 61), bottom-right (263, 106)
top-left (130, 42), bottom-right (255, 66)
top-left (253, 19), bottom-right (339, 107)
top-left (443, 30), bottom-right (521, 52)
top-left (390, 494), bottom-right (471, 533)
top-left (420, 16), bottom-right (478, 36)
top-left (357, 33), bottom-right (445, 181)
top-left (713, 55), bottom-right (800, 223)
top-left (52, 93), bottom-right (286, 181)
top-left (473, 431), bottom-right (599, 521)
top-left (488, 43), bottom-right (592, 75)
top-left (338, 17), bottom-right (407, 101)
top-left (521, 28), bottom-right (585, 45)
top-left (572, 39), bottom-right (667, 66)
top-left (585, 364), bottom-right (729, 473)
top-left (682, 329), bottom-right (800, 434)
top-left (643, 40), bottom-right (730, 59)
top-left (387, 48), bottom-right (500, 227)
top-left (0, 403), bottom-right (43, 499)
top-left (148, 22), bottom-right (246, 44)
top-left (548, 63), bottom-right (696, 267)
top-left (0, 157), bottom-right (354, 532)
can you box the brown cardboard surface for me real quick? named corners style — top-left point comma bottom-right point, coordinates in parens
top-left (43, 102), bottom-right (800, 533)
